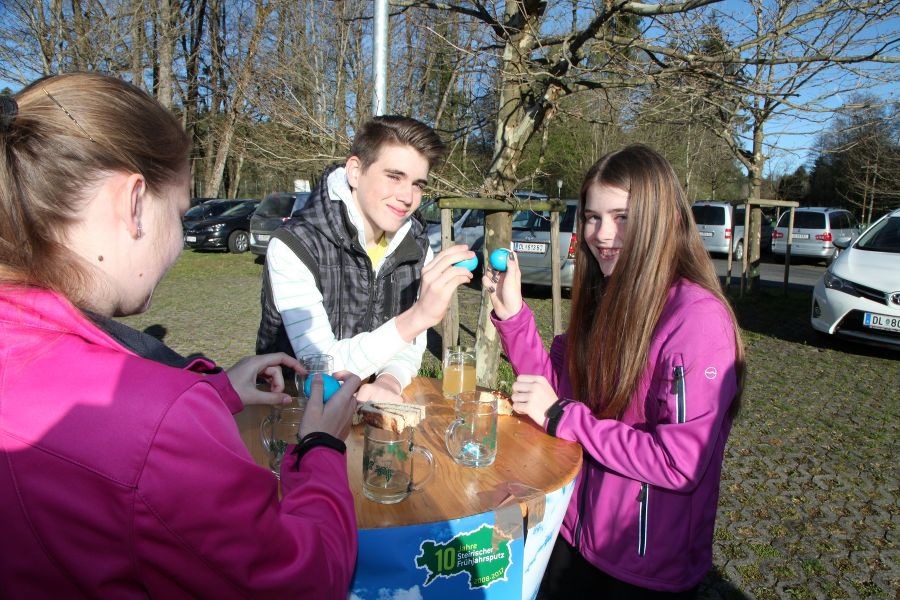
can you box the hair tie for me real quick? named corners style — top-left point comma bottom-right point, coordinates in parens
top-left (0, 95), bottom-right (17, 132)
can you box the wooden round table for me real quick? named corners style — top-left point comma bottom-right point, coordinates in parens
top-left (348, 377), bottom-right (582, 528)
top-left (235, 377), bottom-right (582, 599)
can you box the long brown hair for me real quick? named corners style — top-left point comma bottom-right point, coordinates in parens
top-left (567, 145), bottom-right (745, 420)
top-left (0, 73), bottom-right (190, 306)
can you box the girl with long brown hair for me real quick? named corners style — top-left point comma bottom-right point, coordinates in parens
top-left (486, 144), bottom-right (745, 598)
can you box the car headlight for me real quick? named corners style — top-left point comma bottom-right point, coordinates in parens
top-left (823, 271), bottom-right (858, 296)
top-left (203, 223), bottom-right (226, 232)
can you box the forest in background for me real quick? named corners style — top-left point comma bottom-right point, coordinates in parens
top-left (2, 0), bottom-right (896, 215)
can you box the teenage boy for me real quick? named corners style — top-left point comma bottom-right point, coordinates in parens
top-left (257, 116), bottom-right (473, 402)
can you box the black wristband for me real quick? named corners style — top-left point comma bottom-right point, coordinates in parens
top-left (545, 399), bottom-right (570, 437)
top-left (291, 432), bottom-right (346, 470)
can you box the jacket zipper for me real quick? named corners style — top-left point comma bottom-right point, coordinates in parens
top-left (637, 482), bottom-right (649, 556)
top-left (674, 365), bottom-right (686, 423)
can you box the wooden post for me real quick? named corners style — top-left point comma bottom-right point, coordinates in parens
top-left (783, 207), bottom-right (795, 296)
top-left (740, 202), bottom-right (751, 298)
top-left (550, 210), bottom-right (562, 335)
top-left (440, 207), bottom-right (459, 352)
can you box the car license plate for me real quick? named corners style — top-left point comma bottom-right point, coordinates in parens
top-left (184, 235), bottom-right (197, 243)
top-left (257, 234), bottom-right (270, 242)
top-left (513, 242), bottom-right (546, 254)
top-left (699, 231), bottom-right (713, 237)
top-left (791, 233), bottom-right (810, 239)
top-left (863, 312), bottom-right (900, 333)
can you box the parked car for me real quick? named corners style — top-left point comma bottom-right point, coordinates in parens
top-left (183, 199), bottom-right (260, 253)
top-left (249, 192), bottom-right (312, 256)
top-left (810, 207), bottom-right (900, 348)
top-left (420, 192), bottom-right (575, 289)
top-left (691, 201), bottom-right (772, 261)
top-left (182, 199), bottom-right (237, 231)
top-left (421, 191), bottom-right (549, 254)
top-left (419, 200), bottom-right (470, 254)
top-left (510, 200), bottom-right (579, 289)
top-left (771, 207), bottom-right (860, 262)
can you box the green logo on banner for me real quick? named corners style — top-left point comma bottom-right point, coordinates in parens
top-left (415, 524), bottom-right (512, 589)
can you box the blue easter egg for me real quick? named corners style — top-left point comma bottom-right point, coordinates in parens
top-left (304, 373), bottom-right (341, 403)
top-left (454, 255), bottom-right (479, 272)
top-left (489, 248), bottom-right (511, 272)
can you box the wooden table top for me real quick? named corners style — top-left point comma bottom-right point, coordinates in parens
top-left (235, 377), bottom-right (583, 530)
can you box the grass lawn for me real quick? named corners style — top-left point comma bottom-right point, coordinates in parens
top-left (119, 250), bottom-right (898, 599)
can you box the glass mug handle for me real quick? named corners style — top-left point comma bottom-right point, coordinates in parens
top-left (259, 412), bottom-right (283, 473)
top-left (260, 412), bottom-right (276, 452)
top-left (444, 417), bottom-right (464, 459)
top-left (409, 445), bottom-right (434, 491)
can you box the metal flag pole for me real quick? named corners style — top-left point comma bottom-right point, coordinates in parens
top-left (372, 0), bottom-right (388, 116)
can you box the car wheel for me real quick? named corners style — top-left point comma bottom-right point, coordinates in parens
top-left (228, 230), bottom-right (249, 253)
top-left (733, 240), bottom-right (744, 261)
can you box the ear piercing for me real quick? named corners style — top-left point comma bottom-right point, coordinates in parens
top-left (136, 223), bottom-right (144, 239)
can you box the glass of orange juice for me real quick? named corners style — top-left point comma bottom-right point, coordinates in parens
top-left (442, 345), bottom-right (476, 398)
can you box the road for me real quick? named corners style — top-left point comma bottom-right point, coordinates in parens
top-left (711, 256), bottom-right (825, 290)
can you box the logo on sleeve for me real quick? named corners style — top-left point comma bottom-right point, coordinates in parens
top-left (704, 367), bottom-right (718, 380)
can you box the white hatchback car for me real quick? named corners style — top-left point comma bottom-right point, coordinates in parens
top-left (810, 207), bottom-right (900, 349)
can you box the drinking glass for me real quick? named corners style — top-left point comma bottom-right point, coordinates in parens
top-left (442, 345), bottom-right (476, 398)
top-left (295, 353), bottom-right (334, 403)
top-left (362, 425), bottom-right (434, 504)
top-left (259, 407), bottom-right (305, 477)
top-left (444, 390), bottom-right (498, 468)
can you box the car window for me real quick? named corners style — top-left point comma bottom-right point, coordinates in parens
top-left (204, 202), bottom-right (235, 218)
top-left (419, 201), bottom-right (464, 226)
top-left (256, 195), bottom-right (295, 218)
top-left (692, 205), bottom-right (726, 226)
top-left (829, 213), bottom-right (842, 229)
top-left (779, 211), bottom-right (826, 229)
top-left (512, 205), bottom-right (577, 233)
top-left (290, 194), bottom-right (311, 215)
top-left (462, 210), bottom-right (483, 228)
top-left (221, 201), bottom-right (258, 217)
top-left (184, 205), bottom-right (207, 219)
top-left (855, 216), bottom-right (900, 252)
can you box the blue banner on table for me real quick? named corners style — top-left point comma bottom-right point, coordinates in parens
top-left (350, 480), bottom-right (575, 600)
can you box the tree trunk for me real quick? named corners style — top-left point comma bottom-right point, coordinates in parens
top-left (203, 0), bottom-right (271, 197)
top-left (474, 1), bottom-right (558, 388)
top-left (746, 121), bottom-right (765, 292)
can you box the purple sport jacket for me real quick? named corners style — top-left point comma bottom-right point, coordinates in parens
top-left (492, 279), bottom-right (738, 592)
top-left (0, 285), bottom-right (356, 598)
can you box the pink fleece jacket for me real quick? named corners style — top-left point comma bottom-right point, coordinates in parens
top-left (0, 285), bottom-right (356, 598)
top-left (492, 279), bottom-right (739, 592)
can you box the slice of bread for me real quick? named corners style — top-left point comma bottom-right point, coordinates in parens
top-left (358, 402), bottom-right (427, 434)
top-left (490, 391), bottom-right (513, 416)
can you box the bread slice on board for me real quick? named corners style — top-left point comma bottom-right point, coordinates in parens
top-left (358, 402), bottom-right (427, 434)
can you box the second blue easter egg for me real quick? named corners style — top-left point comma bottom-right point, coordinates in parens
top-left (304, 373), bottom-right (341, 403)
top-left (489, 248), bottom-right (511, 272)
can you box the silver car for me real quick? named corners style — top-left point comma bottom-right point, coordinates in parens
top-left (691, 201), bottom-right (772, 260)
top-left (772, 207), bottom-right (860, 262)
top-left (508, 201), bottom-right (579, 289)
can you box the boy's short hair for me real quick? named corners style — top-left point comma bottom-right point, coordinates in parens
top-left (350, 116), bottom-right (446, 171)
